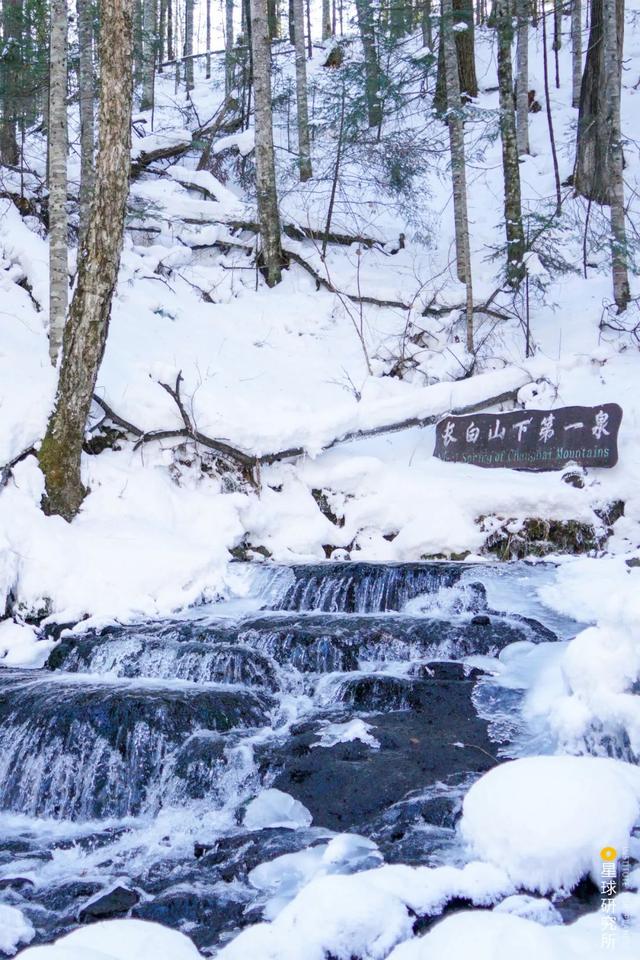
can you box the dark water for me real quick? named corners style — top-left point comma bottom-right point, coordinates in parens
top-left (0, 562), bottom-right (580, 953)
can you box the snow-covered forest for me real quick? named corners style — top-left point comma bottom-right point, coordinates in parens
top-left (1, 0), bottom-right (640, 956)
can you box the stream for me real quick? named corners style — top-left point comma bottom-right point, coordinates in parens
top-left (0, 561), bottom-right (586, 954)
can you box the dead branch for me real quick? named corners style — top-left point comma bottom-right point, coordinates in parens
top-left (1, 445), bottom-right (37, 489)
top-left (285, 248), bottom-right (411, 310)
top-left (131, 97), bottom-right (239, 178)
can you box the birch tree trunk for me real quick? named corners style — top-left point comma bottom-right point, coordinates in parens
top-left (434, 0), bottom-right (478, 113)
top-left (48, 0), bottom-right (68, 366)
top-left (293, 0), bottom-right (312, 180)
top-left (77, 0), bottom-right (94, 247)
top-left (185, 0), bottom-right (194, 89)
top-left (39, 0), bottom-right (134, 521)
top-left (571, 0), bottom-right (582, 107)
top-left (322, 0), bottom-right (332, 39)
top-left (604, 0), bottom-right (629, 310)
top-left (140, 0), bottom-right (156, 109)
top-left (442, 0), bottom-right (474, 352)
top-left (250, 0), bottom-right (283, 285)
top-left (495, 0), bottom-right (525, 284)
top-left (355, 0), bottom-right (382, 128)
top-left (516, 0), bottom-right (530, 155)
top-left (225, 0), bottom-right (235, 93)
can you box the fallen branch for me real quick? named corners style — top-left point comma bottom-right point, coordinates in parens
top-left (1, 445), bottom-right (37, 489)
top-left (91, 376), bottom-right (527, 475)
top-left (131, 97), bottom-right (239, 178)
top-left (285, 248), bottom-right (411, 310)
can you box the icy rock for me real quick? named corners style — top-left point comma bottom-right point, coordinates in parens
top-left (78, 884), bottom-right (140, 922)
top-left (17, 918), bottom-right (201, 960)
top-left (460, 755), bottom-right (640, 893)
top-left (493, 894), bottom-right (563, 925)
top-left (244, 789), bottom-right (313, 831)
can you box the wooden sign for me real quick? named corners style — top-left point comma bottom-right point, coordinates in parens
top-left (434, 404), bottom-right (622, 470)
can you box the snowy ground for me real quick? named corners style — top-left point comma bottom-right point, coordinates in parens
top-left (2, 3), bottom-right (640, 958)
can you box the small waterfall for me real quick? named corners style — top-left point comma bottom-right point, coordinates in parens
top-left (272, 562), bottom-right (463, 613)
top-left (0, 672), bottom-right (272, 819)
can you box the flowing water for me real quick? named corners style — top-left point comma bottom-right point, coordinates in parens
top-left (0, 562), bottom-right (583, 954)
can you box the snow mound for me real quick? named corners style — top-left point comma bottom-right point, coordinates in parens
top-left (387, 907), bottom-right (640, 960)
top-left (0, 904), bottom-right (34, 956)
top-left (243, 788), bottom-right (313, 830)
top-left (16, 919), bottom-right (199, 960)
top-left (460, 756), bottom-right (640, 893)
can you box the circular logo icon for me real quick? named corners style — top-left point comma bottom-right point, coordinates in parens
top-left (600, 846), bottom-right (617, 862)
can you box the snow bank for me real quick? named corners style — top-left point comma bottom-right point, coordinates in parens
top-left (17, 919), bottom-right (199, 960)
top-left (460, 756), bottom-right (640, 893)
top-left (0, 904), bottom-right (34, 956)
top-left (387, 906), bottom-right (640, 960)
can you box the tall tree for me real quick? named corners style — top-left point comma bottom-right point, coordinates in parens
top-left (434, 0), bottom-right (478, 113)
top-left (571, 0), bottom-right (582, 107)
top-left (0, 0), bottom-right (22, 165)
top-left (603, 0), bottom-right (629, 309)
top-left (292, 0), bottom-right (312, 180)
top-left (140, 0), bottom-right (156, 109)
top-left (515, 0), bottom-right (530, 155)
top-left (250, 0), bottom-right (283, 284)
top-left (77, 0), bottom-right (95, 245)
top-left (495, 0), bottom-right (525, 283)
top-left (185, 0), bottom-right (194, 89)
top-left (354, 0), bottom-right (381, 128)
top-left (442, 0), bottom-right (474, 351)
top-left (574, 0), bottom-right (623, 203)
top-left (39, 0), bottom-right (134, 519)
top-left (206, 0), bottom-right (211, 78)
top-left (322, 0), bottom-right (332, 39)
top-left (225, 0), bottom-right (235, 93)
top-left (48, 0), bottom-right (68, 365)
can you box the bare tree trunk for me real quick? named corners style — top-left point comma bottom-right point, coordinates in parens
top-left (306, 0), bottom-right (312, 57)
top-left (442, 0), bottom-right (474, 351)
top-left (226, 0), bottom-right (235, 92)
top-left (434, 0), bottom-right (478, 113)
top-left (571, 0), bottom-right (582, 107)
top-left (292, 0), bottom-right (312, 180)
top-left (0, 0), bottom-right (21, 164)
top-left (421, 0), bottom-right (432, 47)
top-left (158, 0), bottom-right (166, 67)
top-left (355, 0), bottom-right (382, 128)
top-left (250, 0), bottom-right (283, 284)
top-left (542, 7), bottom-right (562, 213)
top-left (39, 0), bottom-right (134, 521)
top-left (495, 0), bottom-right (525, 284)
top-left (604, 0), bottom-right (629, 310)
top-left (206, 0), bottom-right (211, 78)
top-left (516, 0), bottom-right (530, 154)
top-left (77, 0), bottom-right (94, 246)
top-left (553, 0), bottom-right (562, 87)
top-left (140, 0), bottom-right (156, 109)
top-left (185, 0), bottom-right (194, 89)
top-left (322, 0), bottom-right (332, 38)
top-left (167, 0), bottom-right (173, 59)
top-left (48, 0), bottom-right (68, 366)
top-left (574, 0), bottom-right (623, 203)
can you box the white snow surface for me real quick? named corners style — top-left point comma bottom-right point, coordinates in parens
top-left (0, 905), bottom-right (35, 956)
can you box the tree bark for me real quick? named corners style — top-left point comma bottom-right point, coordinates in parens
top-left (185, 0), bottom-right (194, 89)
top-left (442, 0), bottom-right (474, 352)
top-left (355, 0), bottom-right (382, 128)
top-left (206, 0), bottom-right (212, 78)
top-left (515, 0), bottom-right (530, 154)
top-left (39, 0), bottom-right (134, 520)
top-left (495, 0), bottom-right (525, 284)
top-left (0, 0), bottom-right (22, 165)
top-left (603, 0), bottom-right (629, 310)
top-left (140, 0), bottom-right (156, 109)
top-left (434, 0), bottom-right (478, 113)
top-left (571, 0), bottom-right (582, 107)
top-left (322, 0), bottom-right (332, 39)
top-left (226, 0), bottom-right (235, 93)
top-left (574, 0), bottom-right (623, 203)
top-left (293, 0), bottom-right (312, 180)
top-left (167, 0), bottom-right (173, 60)
top-left (250, 0), bottom-right (283, 284)
top-left (77, 0), bottom-right (94, 246)
top-left (48, 0), bottom-right (68, 365)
